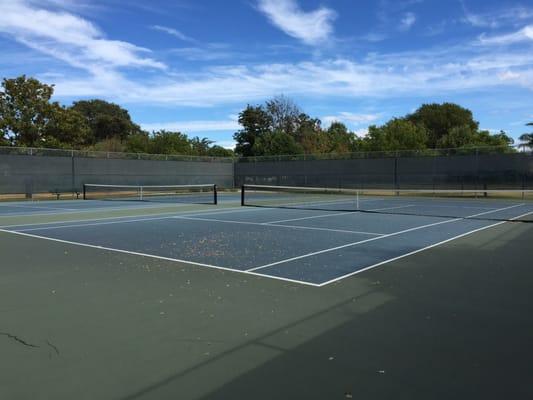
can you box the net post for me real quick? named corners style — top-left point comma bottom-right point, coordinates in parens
top-left (140, 186), bottom-right (143, 201)
top-left (241, 185), bottom-right (245, 206)
top-left (356, 190), bottom-right (360, 210)
top-left (82, 184), bottom-right (87, 200)
top-left (213, 184), bottom-right (218, 205)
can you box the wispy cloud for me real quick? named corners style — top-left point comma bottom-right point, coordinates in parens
top-left (479, 25), bottom-right (533, 45)
top-left (399, 12), bottom-right (416, 31)
top-left (256, 0), bottom-right (336, 45)
top-left (0, 0), bottom-right (166, 73)
top-left (141, 119), bottom-right (240, 133)
top-left (460, 1), bottom-right (533, 29)
top-left (151, 25), bottom-right (196, 43)
top-left (322, 112), bottom-right (381, 128)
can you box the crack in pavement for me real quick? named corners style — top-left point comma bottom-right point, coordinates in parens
top-left (0, 331), bottom-right (39, 348)
top-left (46, 340), bottom-right (60, 356)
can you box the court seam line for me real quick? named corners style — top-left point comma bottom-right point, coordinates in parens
top-left (174, 216), bottom-right (385, 236)
top-left (316, 209), bottom-right (533, 286)
top-left (0, 228), bottom-right (321, 287)
top-left (246, 203), bottom-right (525, 272)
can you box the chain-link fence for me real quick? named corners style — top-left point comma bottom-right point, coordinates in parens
top-left (1, 145), bottom-right (532, 199)
top-left (235, 147), bottom-right (533, 190)
top-left (0, 146), bottom-right (234, 198)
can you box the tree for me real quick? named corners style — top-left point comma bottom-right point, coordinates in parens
top-left (406, 103), bottom-right (478, 148)
top-left (149, 130), bottom-right (191, 154)
top-left (207, 145), bottom-right (234, 157)
top-left (437, 125), bottom-right (475, 148)
top-left (0, 75), bottom-right (56, 146)
top-left (324, 122), bottom-right (357, 153)
top-left (71, 99), bottom-right (141, 144)
top-left (233, 105), bottom-right (272, 156)
top-left (190, 137), bottom-right (213, 156)
top-left (363, 119), bottom-right (428, 151)
top-left (125, 132), bottom-right (151, 153)
top-left (252, 130), bottom-right (302, 156)
top-left (519, 122), bottom-right (533, 149)
top-left (265, 95), bottom-right (302, 136)
top-left (44, 106), bottom-right (91, 148)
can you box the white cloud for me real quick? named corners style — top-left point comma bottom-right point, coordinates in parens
top-left (214, 140), bottom-right (236, 149)
top-left (460, 2), bottom-right (533, 29)
top-left (479, 25), bottom-right (533, 45)
top-left (141, 119), bottom-right (240, 133)
top-left (399, 12), bottom-right (416, 31)
top-left (151, 25), bottom-right (196, 43)
top-left (257, 0), bottom-right (336, 45)
top-left (49, 46), bottom-right (533, 105)
top-left (353, 128), bottom-right (369, 137)
top-left (322, 112), bottom-right (380, 128)
top-left (0, 0), bottom-right (165, 72)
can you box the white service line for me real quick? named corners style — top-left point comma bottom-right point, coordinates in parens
top-left (264, 204), bottom-right (416, 224)
top-left (317, 209), bottom-right (533, 286)
top-left (246, 203), bottom-right (525, 272)
top-left (174, 216), bottom-right (384, 236)
top-left (0, 228), bottom-right (320, 287)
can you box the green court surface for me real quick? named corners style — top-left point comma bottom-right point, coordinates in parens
top-left (1, 199), bottom-right (532, 399)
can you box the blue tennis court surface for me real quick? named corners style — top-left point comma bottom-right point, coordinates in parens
top-left (2, 194), bottom-right (532, 286)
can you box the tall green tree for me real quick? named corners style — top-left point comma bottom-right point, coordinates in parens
top-left (324, 122), bottom-right (357, 153)
top-left (149, 130), bottom-right (191, 154)
top-left (265, 95), bottom-right (302, 136)
top-left (44, 106), bottom-right (91, 148)
top-left (190, 137), bottom-right (213, 156)
top-left (0, 75), bottom-right (56, 146)
top-left (252, 130), bottom-right (302, 156)
top-left (406, 103), bottom-right (479, 148)
top-left (363, 119), bottom-right (428, 151)
top-left (71, 99), bottom-right (141, 144)
top-left (519, 122), bottom-right (533, 149)
top-left (233, 105), bottom-right (272, 156)
top-left (207, 145), bottom-right (234, 157)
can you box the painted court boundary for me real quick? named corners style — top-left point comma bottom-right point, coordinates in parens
top-left (1, 205), bottom-right (531, 286)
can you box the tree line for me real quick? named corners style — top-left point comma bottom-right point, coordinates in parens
top-left (0, 76), bottom-right (233, 157)
top-left (1, 75), bottom-right (531, 157)
top-left (233, 96), bottom-right (526, 157)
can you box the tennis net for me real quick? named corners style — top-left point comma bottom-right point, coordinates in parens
top-left (83, 184), bottom-right (217, 204)
top-left (241, 184), bottom-right (533, 222)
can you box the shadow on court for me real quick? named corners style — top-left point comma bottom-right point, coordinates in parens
top-left (0, 221), bottom-right (532, 399)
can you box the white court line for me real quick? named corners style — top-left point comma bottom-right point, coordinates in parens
top-left (0, 228), bottom-right (321, 287)
top-left (174, 216), bottom-right (384, 236)
top-left (246, 203), bottom-right (525, 272)
top-left (0, 203), bottom-right (79, 212)
top-left (317, 209), bottom-right (533, 286)
top-left (265, 204), bottom-right (416, 224)
top-left (0, 198), bottom-right (241, 218)
top-left (0, 205), bottom-right (254, 229)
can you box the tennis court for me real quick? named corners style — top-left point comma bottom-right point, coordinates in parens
top-left (2, 186), bottom-right (532, 286)
top-left (2, 184), bottom-right (533, 399)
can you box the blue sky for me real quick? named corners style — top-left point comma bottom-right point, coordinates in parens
top-left (0, 0), bottom-right (532, 148)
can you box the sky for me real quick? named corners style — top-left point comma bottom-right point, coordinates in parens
top-left (0, 0), bottom-right (532, 149)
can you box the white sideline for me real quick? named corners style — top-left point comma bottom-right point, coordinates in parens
top-left (317, 209), bottom-right (533, 286)
top-left (0, 228), bottom-right (321, 287)
top-left (246, 203), bottom-right (525, 272)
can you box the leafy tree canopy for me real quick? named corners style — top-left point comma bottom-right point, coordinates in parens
top-left (71, 99), bottom-right (141, 144)
top-left (406, 103), bottom-right (479, 147)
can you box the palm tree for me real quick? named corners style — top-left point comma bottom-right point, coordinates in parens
top-left (518, 122), bottom-right (533, 150)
